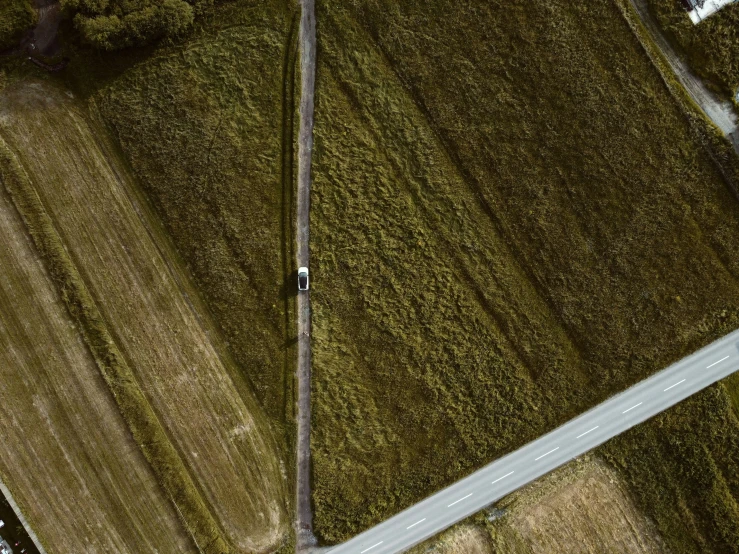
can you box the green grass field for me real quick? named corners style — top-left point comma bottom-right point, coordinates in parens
top-left (310, 0), bottom-right (739, 547)
top-left (647, 0), bottom-right (739, 97)
top-left (0, 75), bottom-right (291, 552)
top-left (0, 1), bottom-right (298, 550)
top-left (3, 0), bottom-right (739, 551)
top-left (65, 0), bottom-right (299, 433)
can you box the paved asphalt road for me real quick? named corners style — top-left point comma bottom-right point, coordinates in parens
top-left (327, 328), bottom-right (739, 554)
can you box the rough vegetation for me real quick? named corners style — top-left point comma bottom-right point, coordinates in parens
top-left (601, 384), bottom-right (739, 554)
top-left (61, 0), bottom-right (213, 49)
top-left (726, 372), bottom-right (739, 414)
top-left (79, 0), bottom-right (299, 433)
top-left (0, 0), bottom-right (36, 51)
top-left (310, 0), bottom-right (739, 545)
top-left (0, 79), bottom-right (289, 553)
top-left (0, 141), bottom-right (196, 553)
top-left (646, 0), bottom-right (739, 97)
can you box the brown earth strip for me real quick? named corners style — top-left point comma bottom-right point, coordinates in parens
top-left (0, 156), bottom-right (197, 553)
top-left (0, 79), bottom-right (289, 553)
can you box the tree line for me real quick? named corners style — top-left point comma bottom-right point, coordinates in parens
top-left (61, 0), bottom-right (215, 50)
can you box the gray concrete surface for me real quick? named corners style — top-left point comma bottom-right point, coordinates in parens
top-left (296, 0), bottom-right (317, 550)
top-left (327, 328), bottom-right (739, 554)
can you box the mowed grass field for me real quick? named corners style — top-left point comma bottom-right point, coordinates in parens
top-left (67, 0), bottom-right (299, 432)
top-left (310, 0), bottom-right (739, 547)
top-left (0, 158), bottom-right (195, 553)
top-left (410, 457), bottom-right (668, 554)
top-left (486, 458), bottom-right (668, 553)
top-left (647, 0), bottom-right (739, 97)
top-left (0, 79), bottom-right (289, 553)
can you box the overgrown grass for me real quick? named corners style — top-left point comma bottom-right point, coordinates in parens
top-left (0, 0), bottom-right (35, 51)
top-left (601, 384), bottom-right (739, 553)
top-left (646, 0), bottom-right (739, 97)
top-left (311, 0), bottom-right (739, 545)
top-left (64, 0), bottom-right (299, 436)
top-left (0, 137), bottom-right (227, 554)
top-left (725, 373), bottom-right (739, 416)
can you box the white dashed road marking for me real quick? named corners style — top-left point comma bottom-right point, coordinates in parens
top-left (622, 402), bottom-right (642, 414)
top-left (406, 519), bottom-right (426, 530)
top-left (447, 493), bottom-right (473, 507)
top-left (576, 426), bottom-right (599, 438)
top-left (491, 471), bottom-right (514, 484)
top-left (361, 541), bottom-right (383, 553)
top-left (707, 355), bottom-right (730, 368)
top-left (664, 379), bottom-right (686, 392)
top-left (534, 447), bottom-right (559, 461)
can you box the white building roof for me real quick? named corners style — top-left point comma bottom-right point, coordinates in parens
top-left (689, 0), bottom-right (737, 23)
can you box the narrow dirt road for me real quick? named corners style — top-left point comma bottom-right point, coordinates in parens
top-left (296, 0), bottom-right (317, 550)
top-left (628, 0), bottom-right (739, 151)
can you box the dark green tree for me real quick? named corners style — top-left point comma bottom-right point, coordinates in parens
top-left (0, 0), bottom-right (37, 51)
top-left (61, 0), bottom-right (214, 50)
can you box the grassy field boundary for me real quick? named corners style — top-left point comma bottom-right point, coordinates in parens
top-left (615, 0), bottom-right (739, 199)
top-left (616, 0), bottom-right (739, 411)
top-left (280, 6), bottom-right (299, 448)
top-left (0, 479), bottom-right (47, 554)
top-left (0, 137), bottom-right (230, 554)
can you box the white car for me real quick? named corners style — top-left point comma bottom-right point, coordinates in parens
top-left (298, 267), bottom-right (309, 291)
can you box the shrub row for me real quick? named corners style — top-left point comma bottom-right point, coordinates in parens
top-left (61, 0), bottom-right (215, 49)
top-left (0, 0), bottom-right (36, 51)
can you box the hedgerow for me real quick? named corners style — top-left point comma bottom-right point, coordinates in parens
top-left (61, 0), bottom-right (215, 49)
top-left (0, 0), bottom-right (36, 51)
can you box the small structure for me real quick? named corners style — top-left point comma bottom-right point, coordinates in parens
top-left (297, 267), bottom-right (309, 291)
top-left (683, 0), bottom-right (737, 24)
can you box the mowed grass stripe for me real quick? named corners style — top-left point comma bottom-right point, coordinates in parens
top-left (90, 0), bottom-right (300, 430)
top-left (0, 80), bottom-right (288, 552)
top-left (0, 137), bottom-right (228, 554)
top-left (0, 157), bottom-right (196, 553)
